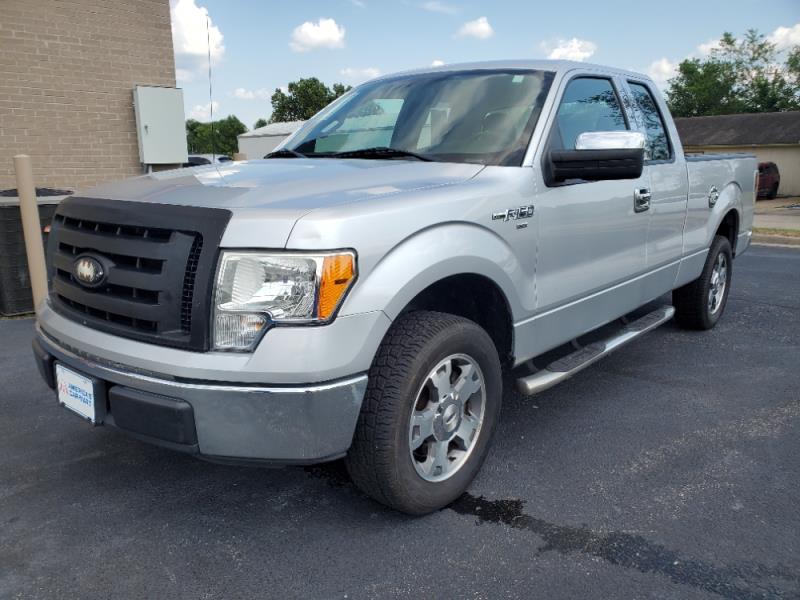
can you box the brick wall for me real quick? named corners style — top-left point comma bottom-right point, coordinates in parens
top-left (0, 0), bottom-right (176, 192)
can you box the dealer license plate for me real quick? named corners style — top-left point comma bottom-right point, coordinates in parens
top-left (56, 363), bottom-right (99, 423)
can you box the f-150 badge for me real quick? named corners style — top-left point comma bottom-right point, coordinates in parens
top-left (492, 205), bottom-right (534, 222)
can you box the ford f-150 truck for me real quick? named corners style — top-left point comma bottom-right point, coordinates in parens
top-left (33, 61), bottom-right (755, 514)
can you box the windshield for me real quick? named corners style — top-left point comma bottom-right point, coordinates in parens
top-left (286, 69), bottom-right (555, 166)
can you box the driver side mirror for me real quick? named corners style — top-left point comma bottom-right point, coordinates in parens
top-left (545, 131), bottom-right (645, 185)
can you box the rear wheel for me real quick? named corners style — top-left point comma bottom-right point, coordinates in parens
top-left (346, 311), bottom-right (502, 515)
top-left (673, 235), bottom-right (732, 330)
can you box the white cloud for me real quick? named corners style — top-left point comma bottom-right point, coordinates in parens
top-left (188, 101), bottom-right (219, 121)
top-left (290, 18), bottom-right (346, 52)
top-left (646, 57), bottom-right (678, 90)
top-left (543, 38), bottom-right (597, 61)
top-left (232, 88), bottom-right (254, 100)
top-left (431, 59), bottom-right (445, 67)
top-left (340, 67), bottom-right (381, 83)
top-left (170, 0), bottom-right (224, 81)
top-left (457, 17), bottom-right (493, 40)
top-left (697, 38), bottom-right (721, 56)
top-left (421, 1), bottom-right (458, 14)
top-left (231, 88), bottom-right (270, 101)
top-left (769, 23), bottom-right (800, 51)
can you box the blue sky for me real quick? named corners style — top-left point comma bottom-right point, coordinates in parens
top-left (170, 0), bottom-right (800, 129)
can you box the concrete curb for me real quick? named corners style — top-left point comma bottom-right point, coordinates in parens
top-left (752, 234), bottom-right (800, 247)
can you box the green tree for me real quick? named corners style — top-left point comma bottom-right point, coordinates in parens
top-left (253, 118), bottom-right (268, 129)
top-left (214, 115), bottom-right (247, 155)
top-left (667, 30), bottom-right (800, 117)
top-left (666, 59), bottom-right (744, 117)
top-left (786, 46), bottom-right (800, 86)
top-left (185, 115), bottom-right (247, 156)
top-left (185, 118), bottom-right (211, 153)
top-left (269, 78), bottom-right (351, 122)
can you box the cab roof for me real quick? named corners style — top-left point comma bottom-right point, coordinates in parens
top-left (370, 59), bottom-right (652, 84)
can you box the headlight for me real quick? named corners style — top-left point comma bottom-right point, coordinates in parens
top-left (212, 251), bottom-right (356, 350)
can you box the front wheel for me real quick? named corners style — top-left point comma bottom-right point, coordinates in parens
top-left (673, 235), bottom-right (733, 330)
top-left (346, 311), bottom-right (502, 515)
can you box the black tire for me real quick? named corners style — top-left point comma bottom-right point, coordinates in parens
top-left (346, 311), bottom-right (502, 515)
top-left (768, 183), bottom-right (779, 199)
top-left (672, 235), bottom-right (733, 330)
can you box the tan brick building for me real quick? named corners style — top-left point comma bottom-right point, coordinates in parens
top-left (0, 0), bottom-right (177, 193)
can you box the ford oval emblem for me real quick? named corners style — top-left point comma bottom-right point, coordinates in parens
top-left (73, 255), bottom-right (106, 288)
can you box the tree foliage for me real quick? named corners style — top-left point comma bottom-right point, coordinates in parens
top-left (269, 78), bottom-right (351, 122)
top-left (185, 115), bottom-right (247, 156)
top-left (253, 118), bottom-right (268, 129)
top-left (667, 30), bottom-right (800, 117)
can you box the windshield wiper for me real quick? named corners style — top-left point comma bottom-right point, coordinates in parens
top-left (328, 147), bottom-right (434, 162)
top-left (264, 148), bottom-right (308, 159)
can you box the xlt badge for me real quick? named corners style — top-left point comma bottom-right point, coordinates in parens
top-left (492, 205), bottom-right (534, 222)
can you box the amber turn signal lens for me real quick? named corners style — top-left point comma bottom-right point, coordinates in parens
top-left (318, 254), bottom-right (356, 319)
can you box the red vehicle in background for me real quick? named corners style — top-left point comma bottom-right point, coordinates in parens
top-left (757, 162), bottom-right (780, 199)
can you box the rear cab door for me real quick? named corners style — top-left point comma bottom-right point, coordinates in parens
top-left (621, 77), bottom-right (689, 297)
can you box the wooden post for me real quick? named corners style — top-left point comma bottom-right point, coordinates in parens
top-left (13, 155), bottom-right (48, 316)
top-left (233, 152), bottom-right (246, 161)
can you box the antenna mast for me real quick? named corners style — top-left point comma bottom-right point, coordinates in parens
top-left (206, 14), bottom-right (215, 160)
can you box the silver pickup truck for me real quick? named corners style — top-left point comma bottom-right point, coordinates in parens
top-left (33, 60), bottom-right (755, 514)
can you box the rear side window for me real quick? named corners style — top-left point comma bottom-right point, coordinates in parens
top-left (629, 82), bottom-right (671, 161)
top-left (551, 77), bottom-right (627, 150)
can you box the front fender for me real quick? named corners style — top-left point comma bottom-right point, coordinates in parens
top-left (341, 222), bottom-right (531, 321)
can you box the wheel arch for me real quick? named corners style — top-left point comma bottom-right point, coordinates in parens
top-left (708, 180), bottom-right (742, 255)
top-left (341, 223), bottom-right (527, 366)
top-left (400, 273), bottom-right (515, 367)
top-left (714, 207), bottom-right (740, 256)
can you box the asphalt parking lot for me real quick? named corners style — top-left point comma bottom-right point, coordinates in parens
top-left (1, 244), bottom-right (798, 599)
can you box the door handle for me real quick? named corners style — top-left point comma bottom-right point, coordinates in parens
top-left (634, 188), bottom-right (651, 213)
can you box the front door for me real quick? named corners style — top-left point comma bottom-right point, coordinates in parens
top-left (528, 74), bottom-right (650, 353)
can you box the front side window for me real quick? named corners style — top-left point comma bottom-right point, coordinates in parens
top-left (551, 77), bottom-right (628, 150)
top-left (629, 82), bottom-right (671, 161)
top-left (288, 69), bottom-right (555, 166)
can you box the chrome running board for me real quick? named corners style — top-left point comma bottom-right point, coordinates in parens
top-left (516, 305), bottom-right (676, 396)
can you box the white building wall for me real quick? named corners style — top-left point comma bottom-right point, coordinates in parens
top-left (237, 135), bottom-right (290, 160)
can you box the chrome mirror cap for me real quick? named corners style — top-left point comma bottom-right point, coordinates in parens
top-left (576, 131), bottom-right (646, 151)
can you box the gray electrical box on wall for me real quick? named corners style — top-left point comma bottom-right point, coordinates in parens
top-left (133, 85), bottom-right (189, 166)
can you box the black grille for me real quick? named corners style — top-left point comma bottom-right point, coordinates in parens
top-left (180, 235), bottom-right (203, 332)
top-left (47, 197), bottom-right (231, 351)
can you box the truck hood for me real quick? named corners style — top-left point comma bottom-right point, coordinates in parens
top-left (79, 159), bottom-right (482, 248)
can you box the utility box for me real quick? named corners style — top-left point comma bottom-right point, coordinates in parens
top-left (133, 85), bottom-right (189, 166)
